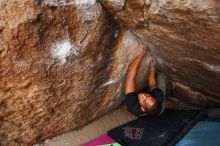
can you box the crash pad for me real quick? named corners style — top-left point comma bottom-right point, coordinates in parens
top-left (176, 120), bottom-right (220, 146)
top-left (108, 110), bottom-right (205, 146)
top-left (82, 134), bottom-right (121, 146)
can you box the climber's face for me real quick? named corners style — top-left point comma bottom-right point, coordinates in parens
top-left (138, 93), bottom-right (158, 112)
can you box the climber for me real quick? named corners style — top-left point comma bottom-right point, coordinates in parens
top-left (124, 50), bottom-right (167, 116)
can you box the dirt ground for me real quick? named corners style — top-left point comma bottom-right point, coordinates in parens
top-left (33, 106), bottom-right (136, 146)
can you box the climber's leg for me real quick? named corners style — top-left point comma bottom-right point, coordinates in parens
top-left (156, 73), bottom-right (168, 97)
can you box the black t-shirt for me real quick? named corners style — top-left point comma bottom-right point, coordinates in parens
top-left (125, 88), bottom-right (164, 116)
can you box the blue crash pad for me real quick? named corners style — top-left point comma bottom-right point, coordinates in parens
top-left (176, 120), bottom-right (220, 146)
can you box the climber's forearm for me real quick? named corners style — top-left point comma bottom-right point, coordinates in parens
top-left (125, 78), bottom-right (136, 94)
top-left (127, 52), bottom-right (145, 79)
top-left (148, 61), bottom-right (157, 90)
top-left (125, 51), bottom-right (145, 94)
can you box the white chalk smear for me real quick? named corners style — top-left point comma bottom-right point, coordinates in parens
top-left (103, 79), bottom-right (116, 87)
top-left (42, 0), bottom-right (96, 6)
top-left (116, 82), bottom-right (123, 95)
top-left (158, 132), bottom-right (167, 138)
top-left (171, 67), bottom-right (177, 72)
top-left (114, 30), bottom-right (119, 38)
top-left (182, 57), bottom-right (220, 73)
top-left (51, 40), bottom-right (78, 65)
top-left (155, 57), bottom-right (163, 64)
top-left (107, 101), bottom-right (114, 108)
top-left (75, 0), bottom-right (96, 5)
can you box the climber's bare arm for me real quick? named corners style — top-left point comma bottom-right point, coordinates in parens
top-left (125, 51), bottom-right (146, 94)
top-left (148, 60), bottom-right (157, 90)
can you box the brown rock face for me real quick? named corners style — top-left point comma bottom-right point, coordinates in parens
top-left (0, 0), bottom-right (149, 145)
top-left (101, 0), bottom-right (220, 106)
top-left (0, 0), bottom-right (116, 145)
top-left (1, 0), bottom-right (220, 145)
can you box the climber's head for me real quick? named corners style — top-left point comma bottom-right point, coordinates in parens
top-left (138, 93), bottom-right (161, 115)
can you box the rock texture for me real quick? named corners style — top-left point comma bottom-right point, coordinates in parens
top-left (0, 0), bottom-right (149, 145)
top-left (1, 0), bottom-right (220, 145)
top-left (100, 0), bottom-right (220, 107)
